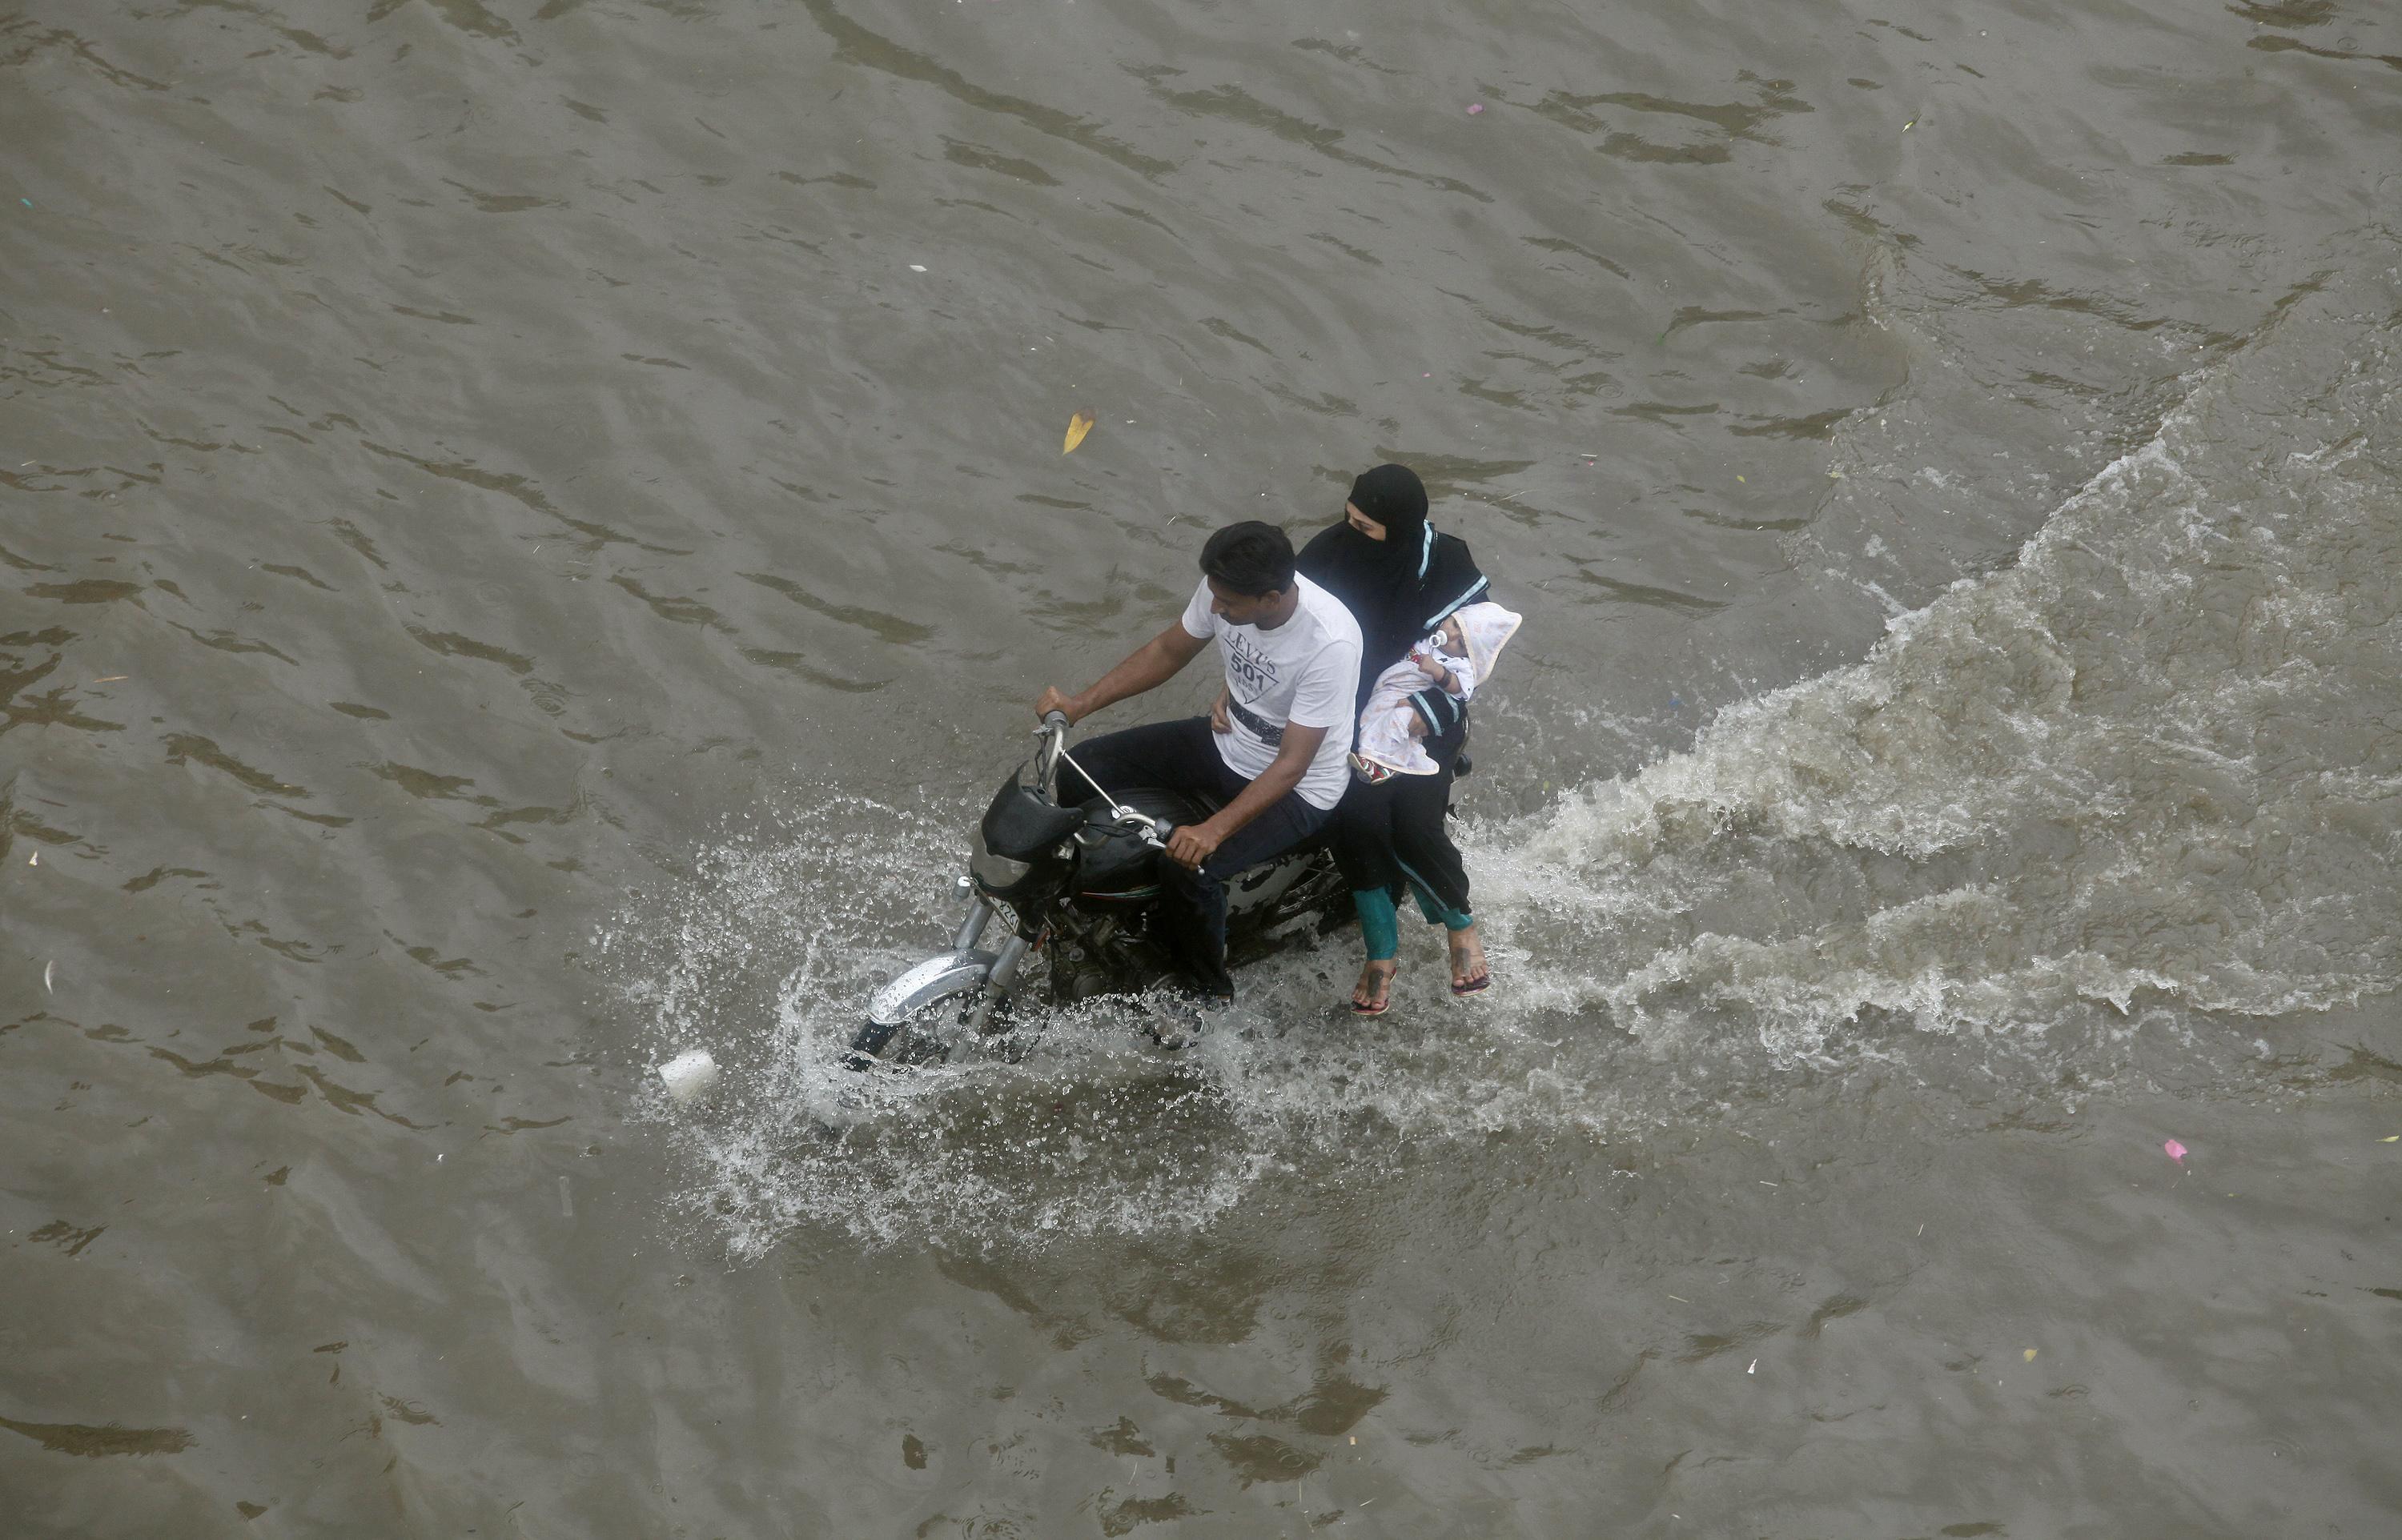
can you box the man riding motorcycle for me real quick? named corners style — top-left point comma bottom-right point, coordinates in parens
top-left (1034, 520), bottom-right (1363, 1011)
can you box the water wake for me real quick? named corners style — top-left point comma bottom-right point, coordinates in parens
top-left (608, 274), bottom-right (2400, 1254)
top-left (1485, 299), bottom-right (2402, 1072)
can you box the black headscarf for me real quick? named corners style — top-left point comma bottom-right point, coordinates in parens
top-left (1348, 463), bottom-right (1430, 559)
top-left (1297, 463), bottom-right (1489, 703)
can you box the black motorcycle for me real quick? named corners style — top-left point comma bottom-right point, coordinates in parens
top-left (848, 713), bottom-right (1351, 1064)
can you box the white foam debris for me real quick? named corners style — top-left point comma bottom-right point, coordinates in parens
top-left (657, 1050), bottom-right (720, 1105)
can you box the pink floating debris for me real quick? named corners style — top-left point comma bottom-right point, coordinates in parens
top-left (2163, 1139), bottom-right (2188, 1165)
top-left (1466, 103), bottom-right (1485, 115)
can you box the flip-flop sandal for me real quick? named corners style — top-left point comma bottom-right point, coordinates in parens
top-left (1448, 942), bottom-right (1492, 997)
top-left (1351, 964), bottom-right (1399, 1016)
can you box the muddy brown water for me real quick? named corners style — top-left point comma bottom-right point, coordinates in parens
top-left (5, 2), bottom-right (2400, 1534)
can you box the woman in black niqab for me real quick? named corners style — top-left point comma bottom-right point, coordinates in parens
top-left (1299, 464), bottom-right (1488, 697)
top-left (1295, 463), bottom-right (1497, 1013)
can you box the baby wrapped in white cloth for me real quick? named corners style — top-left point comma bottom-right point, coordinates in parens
top-left (1349, 601), bottom-right (1523, 780)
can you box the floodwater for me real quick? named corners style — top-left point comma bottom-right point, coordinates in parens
top-left (5, 0), bottom-right (2399, 1534)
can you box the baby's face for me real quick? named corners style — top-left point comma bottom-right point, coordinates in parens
top-left (1437, 616), bottom-right (1465, 652)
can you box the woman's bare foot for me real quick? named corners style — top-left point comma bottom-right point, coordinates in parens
top-left (1447, 925), bottom-right (1491, 997)
top-left (1351, 959), bottom-right (1399, 1016)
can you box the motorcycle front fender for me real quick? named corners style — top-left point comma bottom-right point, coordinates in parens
top-left (866, 950), bottom-right (999, 1028)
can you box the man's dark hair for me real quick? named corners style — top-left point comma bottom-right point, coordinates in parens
top-left (1199, 520), bottom-right (1295, 597)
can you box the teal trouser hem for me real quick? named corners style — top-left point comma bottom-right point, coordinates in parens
top-left (1411, 887), bottom-right (1475, 932)
top-left (1358, 885), bottom-right (1472, 958)
top-left (1353, 888), bottom-right (1401, 960)
top-left (1392, 860), bottom-right (1474, 931)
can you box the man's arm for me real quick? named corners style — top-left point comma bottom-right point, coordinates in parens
top-left (1164, 722), bottom-right (1326, 869)
top-left (1035, 621), bottom-right (1209, 725)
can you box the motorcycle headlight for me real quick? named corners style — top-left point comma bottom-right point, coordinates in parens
top-left (970, 829), bottom-right (1032, 893)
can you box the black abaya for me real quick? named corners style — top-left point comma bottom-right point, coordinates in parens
top-left (1295, 463), bottom-right (1493, 922)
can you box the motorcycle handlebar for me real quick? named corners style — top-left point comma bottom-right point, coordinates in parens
top-left (1031, 718), bottom-right (1175, 853)
top-left (1032, 713), bottom-right (1070, 797)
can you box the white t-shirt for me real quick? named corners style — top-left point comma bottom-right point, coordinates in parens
top-left (1179, 574), bottom-right (1363, 811)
